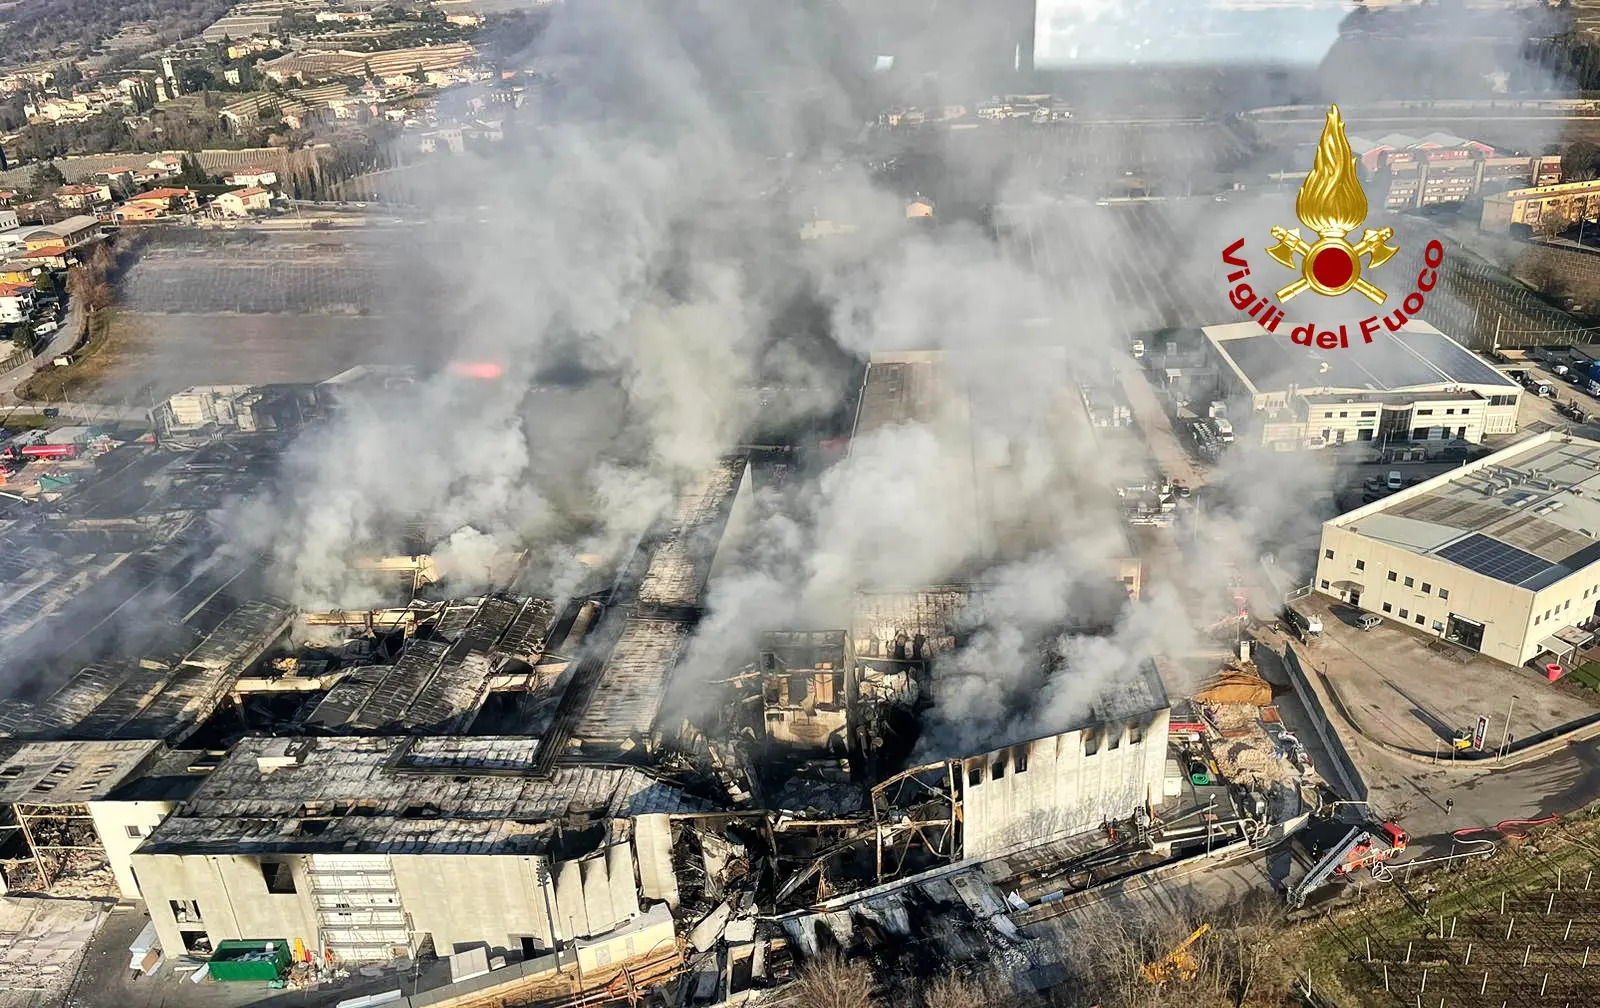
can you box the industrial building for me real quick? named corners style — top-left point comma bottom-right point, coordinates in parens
top-left (0, 352), bottom-right (1261, 1007)
top-left (1480, 177), bottom-right (1600, 236)
top-left (1205, 319), bottom-right (1521, 450)
top-left (1314, 431), bottom-right (1600, 667)
top-left (1346, 131), bottom-right (1561, 211)
top-left (0, 740), bottom-right (203, 898)
top-left (955, 661), bottom-right (1171, 859)
top-left (131, 736), bottom-right (703, 966)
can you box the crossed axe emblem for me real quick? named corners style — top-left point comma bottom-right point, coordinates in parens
top-left (1265, 225), bottom-right (1400, 305)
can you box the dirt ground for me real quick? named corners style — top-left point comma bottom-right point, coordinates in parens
top-left (89, 311), bottom-right (396, 400)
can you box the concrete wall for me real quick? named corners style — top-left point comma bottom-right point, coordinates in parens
top-left (133, 852), bottom-right (321, 959)
top-left (87, 799), bottom-right (177, 899)
top-left (1315, 524), bottom-right (1535, 665)
top-left (960, 709), bottom-right (1170, 859)
top-left (1280, 646), bottom-right (1367, 801)
top-left (134, 842), bottom-right (643, 965)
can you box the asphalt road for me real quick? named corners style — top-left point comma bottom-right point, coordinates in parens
top-left (0, 299), bottom-right (83, 402)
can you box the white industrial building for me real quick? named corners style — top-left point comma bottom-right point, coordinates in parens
top-left (1315, 431), bottom-right (1600, 667)
top-left (957, 661), bottom-right (1171, 858)
top-left (1204, 320), bottom-right (1520, 451)
top-left (131, 736), bottom-right (703, 965)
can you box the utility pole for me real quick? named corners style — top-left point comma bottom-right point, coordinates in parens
top-left (536, 860), bottom-right (565, 975)
top-left (1497, 693), bottom-right (1519, 763)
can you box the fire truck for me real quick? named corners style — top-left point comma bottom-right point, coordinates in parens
top-left (1288, 822), bottom-right (1408, 907)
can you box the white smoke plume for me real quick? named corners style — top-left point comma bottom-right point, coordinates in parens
top-left (215, 0), bottom-right (1584, 750)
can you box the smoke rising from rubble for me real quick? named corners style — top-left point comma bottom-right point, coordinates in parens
top-left (225, 1), bottom-right (1578, 749)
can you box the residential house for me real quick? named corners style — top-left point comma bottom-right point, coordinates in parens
top-left (147, 155), bottom-right (182, 178)
top-left (113, 202), bottom-right (167, 224)
top-left (0, 192), bottom-right (16, 208)
top-left (54, 183), bottom-right (112, 211)
top-left (94, 168), bottom-right (137, 195)
top-left (222, 168), bottom-right (278, 188)
top-left (0, 282), bottom-right (36, 324)
top-left (12, 245), bottom-right (68, 269)
top-left (213, 187), bottom-right (272, 217)
top-left (418, 128), bottom-right (464, 154)
top-left (133, 187), bottom-right (198, 214)
top-left (22, 216), bottom-right (101, 251)
top-left (0, 210), bottom-right (16, 231)
top-left (0, 262), bottom-right (44, 285)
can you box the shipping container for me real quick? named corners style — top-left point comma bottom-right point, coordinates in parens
top-left (207, 939), bottom-right (292, 983)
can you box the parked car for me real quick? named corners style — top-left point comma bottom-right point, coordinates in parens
top-left (1386, 470), bottom-right (1405, 491)
top-left (1357, 613), bottom-right (1382, 631)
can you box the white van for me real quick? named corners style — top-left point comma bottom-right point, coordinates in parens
top-left (1386, 470), bottom-right (1404, 491)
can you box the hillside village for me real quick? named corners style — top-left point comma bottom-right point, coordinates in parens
top-left (0, 0), bottom-right (541, 189)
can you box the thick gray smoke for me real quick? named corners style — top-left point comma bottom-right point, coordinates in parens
top-left (225, 0), bottom-right (1580, 750)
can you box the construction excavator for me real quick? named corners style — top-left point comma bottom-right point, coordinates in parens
top-left (1141, 923), bottom-right (1211, 984)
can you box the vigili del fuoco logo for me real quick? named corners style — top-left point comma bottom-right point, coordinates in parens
top-left (1218, 104), bottom-right (1444, 350)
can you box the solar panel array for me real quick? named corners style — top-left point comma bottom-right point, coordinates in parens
top-left (1435, 532), bottom-right (1561, 587)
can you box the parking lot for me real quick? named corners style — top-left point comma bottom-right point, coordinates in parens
top-left (1298, 593), bottom-right (1600, 755)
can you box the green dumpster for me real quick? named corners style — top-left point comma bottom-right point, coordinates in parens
top-left (207, 939), bottom-right (292, 982)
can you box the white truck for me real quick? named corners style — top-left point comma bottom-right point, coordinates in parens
top-left (1285, 606), bottom-right (1322, 638)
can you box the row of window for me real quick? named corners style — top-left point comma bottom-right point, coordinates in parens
top-left (1321, 552), bottom-right (1450, 601)
top-left (966, 721), bottom-right (1147, 786)
top-left (1377, 601), bottom-right (1445, 633)
top-left (1534, 597), bottom-right (1575, 625)
top-left (1318, 406), bottom-right (1478, 421)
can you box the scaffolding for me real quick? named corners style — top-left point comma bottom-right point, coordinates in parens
top-left (307, 853), bottom-right (412, 964)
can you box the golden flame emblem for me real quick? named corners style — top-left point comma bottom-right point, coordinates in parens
top-left (1266, 104), bottom-right (1399, 303)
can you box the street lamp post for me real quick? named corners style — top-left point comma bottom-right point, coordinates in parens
top-left (1497, 693), bottom-right (1519, 763)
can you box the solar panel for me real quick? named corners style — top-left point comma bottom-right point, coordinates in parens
top-left (1436, 533), bottom-right (1560, 587)
top-left (1398, 330), bottom-right (1517, 388)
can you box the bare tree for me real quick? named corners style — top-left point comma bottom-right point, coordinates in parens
top-left (922, 966), bottom-right (1010, 1008)
top-left (784, 951), bottom-right (879, 1008)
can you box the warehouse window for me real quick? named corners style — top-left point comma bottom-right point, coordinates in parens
top-left (1013, 743), bottom-right (1030, 773)
top-left (1339, 411), bottom-right (1348, 418)
top-left (1319, 579), bottom-right (1329, 589)
top-left (1361, 411), bottom-right (1376, 418)
top-left (1325, 549), bottom-right (1334, 560)
top-left (1446, 408), bottom-right (1455, 415)
top-left (124, 825), bottom-right (142, 838)
top-left (1083, 728), bottom-right (1101, 757)
top-left (1534, 614), bottom-right (1542, 625)
top-left (1382, 602), bottom-right (1392, 613)
top-left (992, 755), bottom-right (1006, 780)
top-left (1439, 588), bottom-right (1449, 600)
top-left (1404, 576), bottom-right (1414, 588)
top-left (1128, 721), bottom-right (1144, 745)
top-left (1388, 571), bottom-right (1398, 582)
top-left (261, 860), bottom-right (296, 895)
top-left (1399, 609), bottom-right (1408, 619)
top-left (1417, 409), bottom-right (1434, 416)
top-left (1355, 560), bottom-right (1365, 571)
top-left (1414, 614), bottom-right (1425, 626)
top-left (1421, 582), bottom-right (1431, 594)
top-left (968, 762), bottom-right (983, 787)
top-left (1461, 409), bottom-right (1470, 415)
